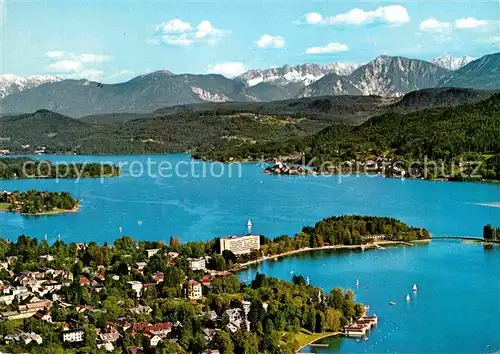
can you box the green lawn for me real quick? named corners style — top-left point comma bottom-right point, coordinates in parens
top-left (0, 203), bottom-right (11, 210)
top-left (295, 329), bottom-right (339, 348)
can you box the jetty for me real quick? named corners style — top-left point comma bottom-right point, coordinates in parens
top-left (344, 314), bottom-right (378, 338)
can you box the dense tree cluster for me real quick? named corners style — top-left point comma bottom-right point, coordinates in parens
top-left (0, 158), bottom-right (120, 179)
top-left (483, 224), bottom-right (500, 241)
top-left (0, 190), bottom-right (78, 214)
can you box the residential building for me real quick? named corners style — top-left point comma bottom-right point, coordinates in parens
top-left (146, 249), bottom-right (160, 259)
top-left (186, 280), bottom-right (202, 300)
top-left (5, 332), bottom-right (43, 345)
top-left (126, 281), bottom-right (143, 297)
top-left (188, 257), bottom-right (206, 271)
top-left (219, 235), bottom-right (260, 255)
top-left (62, 329), bottom-right (85, 343)
top-left (129, 305), bottom-right (152, 315)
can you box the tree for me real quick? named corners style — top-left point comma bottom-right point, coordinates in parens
top-left (215, 330), bottom-right (234, 354)
top-left (292, 274), bottom-right (306, 286)
top-left (324, 308), bottom-right (341, 332)
top-left (483, 224), bottom-right (494, 240)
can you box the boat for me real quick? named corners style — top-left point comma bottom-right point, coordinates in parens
top-left (247, 219), bottom-right (252, 228)
top-left (356, 279), bottom-right (360, 287)
top-left (389, 301), bottom-right (396, 305)
top-left (406, 294), bottom-right (411, 302)
top-left (412, 284), bottom-right (418, 292)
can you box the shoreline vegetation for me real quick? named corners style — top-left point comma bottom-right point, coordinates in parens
top-left (0, 190), bottom-right (79, 215)
top-left (0, 158), bottom-right (120, 180)
top-left (263, 160), bottom-right (499, 183)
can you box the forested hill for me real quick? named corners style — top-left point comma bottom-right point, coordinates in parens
top-left (0, 90), bottom-right (498, 163)
top-left (202, 93), bottom-right (500, 179)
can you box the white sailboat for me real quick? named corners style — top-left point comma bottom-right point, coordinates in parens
top-left (247, 219), bottom-right (252, 228)
top-left (356, 279), bottom-right (360, 287)
top-left (412, 284), bottom-right (418, 292)
top-left (406, 294), bottom-right (411, 302)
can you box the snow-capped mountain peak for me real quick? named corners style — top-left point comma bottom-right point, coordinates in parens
top-left (237, 62), bottom-right (361, 87)
top-left (0, 74), bottom-right (62, 98)
top-left (431, 55), bottom-right (475, 71)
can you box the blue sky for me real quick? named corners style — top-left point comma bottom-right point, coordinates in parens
top-left (1, 0), bottom-right (499, 82)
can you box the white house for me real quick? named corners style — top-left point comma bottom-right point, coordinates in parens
top-left (126, 281), bottom-right (143, 298)
top-left (146, 249), bottom-right (160, 259)
top-left (188, 257), bottom-right (206, 271)
top-left (62, 329), bottom-right (85, 343)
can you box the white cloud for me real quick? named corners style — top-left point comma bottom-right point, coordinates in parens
top-left (455, 17), bottom-right (488, 29)
top-left (77, 53), bottom-right (111, 63)
top-left (45, 51), bottom-right (110, 81)
top-left (305, 5), bottom-right (410, 27)
top-left (482, 35), bottom-right (500, 43)
top-left (255, 34), bottom-right (285, 48)
top-left (207, 62), bottom-right (246, 78)
top-left (155, 18), bottom-right (192, 33)
top-left (305, 42), bottom-right (348, 54)
top-left (68, 69), bottom-right (104, 81)
top-left (195, 20), bottom-right (228, 39)
top-left (419, 18), bottom-right (451, 32)
top-left (160, 34), bottom-right (193, 47)
top-left (151, 19), bottom-right (229, 46)
top-left (47, 60), bottom-right (82, 72)
top-left (304, 12), bottom-right (324, 25)
top-left (46, 51), bottom-right (64, 59)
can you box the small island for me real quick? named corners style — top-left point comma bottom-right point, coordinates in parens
top-left (0, 190), bottom-right (79, 215)
top-left (0, 158), bottom-right (120, 180)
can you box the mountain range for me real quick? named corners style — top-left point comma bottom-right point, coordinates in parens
top-left (0, 53), bottom-right (498, 117)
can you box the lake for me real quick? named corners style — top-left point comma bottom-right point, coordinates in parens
top-left (0, 154), bottom-right (498, 244)
top-left (0, 154), bottom-right (499, 353)
top-left (238, 241), bottom-right (500, 353)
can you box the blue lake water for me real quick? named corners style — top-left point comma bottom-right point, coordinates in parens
top-left (238, 241), bottom-right (500, 353)
top-left (0, 154), bottom-right (499, 353)
top-left (0, 154), bottom-right (498, 244)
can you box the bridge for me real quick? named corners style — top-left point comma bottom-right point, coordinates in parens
top-left (431, 236), bottom-right (499, 243)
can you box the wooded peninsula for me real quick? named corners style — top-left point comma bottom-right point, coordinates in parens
top-left (0, 216), bottom-right (430, 353)
top-left (0, 190), bottom-right (79, 215)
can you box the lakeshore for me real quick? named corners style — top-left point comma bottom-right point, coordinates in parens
top-left (231, 240), bottom-right (422, 273)
top-left (14, 204), bottom-right (80, 216)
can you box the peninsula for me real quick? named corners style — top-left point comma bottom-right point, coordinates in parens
top-left (0, 190), bottom-right (79, 215)
top-left (0, 215), bottom-right (429, 353)
top-left (0, 158), bottom-right (120, 180)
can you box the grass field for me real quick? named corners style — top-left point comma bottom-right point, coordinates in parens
top-left (295, 329), bottom-right (339, 348)
top-left (0, 203), bottom-right (11, 210)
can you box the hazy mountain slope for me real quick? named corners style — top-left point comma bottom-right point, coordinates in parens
top-left (201, 93), bottom-right (500, 170)
top-left (0, 71), bottom-right (254, 117)
top-left (390, 87), bottom-right (496, 111)
top-left (437, 53), bottom-right (500, 90)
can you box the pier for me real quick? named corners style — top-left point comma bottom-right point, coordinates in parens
top-left (344, 314), bottom-right (378, 338)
